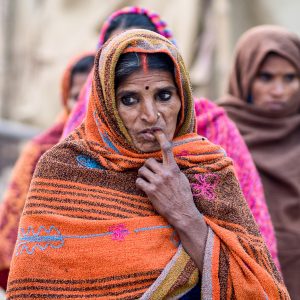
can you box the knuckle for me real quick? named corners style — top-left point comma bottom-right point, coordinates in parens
top-left (161, 141), bottom-right (172, 152)
top-left (146, 158), bottom-right (155, 164)
top-left (152, 177), bottom-right (161, 186)
top-left (162, 171), bottom-right (172, 180)
top-left (170, 165), bottom-right (180, 174)
top-left (148, 185), bottom-right (157, 194)
top-left (138, 166), bottom-right (145, 175)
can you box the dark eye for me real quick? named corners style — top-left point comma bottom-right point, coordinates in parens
top-left (284, 73), bottom-right (298, 83)
top-left (120, 95), bottom-right (138, 106)
top-left (258, 73), bottom-right (272, 82)
top-left (157, 90), bottom-right (172, 101)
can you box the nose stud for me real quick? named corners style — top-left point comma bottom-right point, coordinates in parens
top-left (157, 112), bottom-right (161, 120)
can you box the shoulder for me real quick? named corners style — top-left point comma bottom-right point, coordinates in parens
top-left (194, 97), bottom-right (224, 114)
top-left (33, 137), bottom-right (106, 183)
top-left (194, 97), bottom-right (237, 134)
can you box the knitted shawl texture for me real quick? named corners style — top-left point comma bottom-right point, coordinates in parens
top-left (7, 30), bottom-right (287, 299)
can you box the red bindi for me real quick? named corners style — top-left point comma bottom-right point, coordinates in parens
top-left (141, 53), bottom-right (148, 73)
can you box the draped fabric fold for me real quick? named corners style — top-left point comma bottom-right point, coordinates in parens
top-left (7, 30), bottom-right (288, 299)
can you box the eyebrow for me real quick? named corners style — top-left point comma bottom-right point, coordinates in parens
top-left (258, 70), bottom-right (299, 75)
top-left (116, 90), bottom-right (138, 99)
top-left (156, 85), bottom-right (177, 91)
top-left (116, 85), bottom-right (178, 98)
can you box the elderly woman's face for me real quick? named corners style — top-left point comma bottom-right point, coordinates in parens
top-left (251, 54), bottom-right (300, 110)
top-left (116, 69), bottom-right (181, 152)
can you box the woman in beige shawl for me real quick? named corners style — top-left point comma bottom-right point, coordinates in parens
top-left (219, 25), bottom-right (300, 299)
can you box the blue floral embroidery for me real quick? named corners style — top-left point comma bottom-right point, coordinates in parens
top-left (76, 155), bottom-right (104, 170)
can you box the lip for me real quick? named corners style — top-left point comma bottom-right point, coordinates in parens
top-left (139, 127), bottom-right (163, 134)
top-left (265, 101), bottom-right (285, 110)
top-left (138, 127), bottom-right (163, 142)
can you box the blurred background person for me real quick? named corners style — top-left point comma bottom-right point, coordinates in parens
top-left (218, 25), bottom-right (300, 299)
top-left (0, 53), bottom-right (94, 291)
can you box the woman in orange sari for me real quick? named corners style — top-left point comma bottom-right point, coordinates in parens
top-left (7, 29), bottom-right (288, 299)
top-left (0, 53), bottom-right (94, 290)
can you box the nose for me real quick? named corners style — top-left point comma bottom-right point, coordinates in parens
top-left (140, 98), bottom-right (158, 124)
top-left (271, 80), bottom-right (284, 98)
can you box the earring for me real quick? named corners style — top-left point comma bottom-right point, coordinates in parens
top-left (157, 112), bottom-right (161, 119)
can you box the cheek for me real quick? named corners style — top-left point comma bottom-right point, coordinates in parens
top-left (117, 107), bottom-right (136, 131)
top-left (288, 81), bottom-right (300, 96)
top-left (165, 98), bottom-right (182, 127)
top-left (252, 81), bottom-right (268, 101)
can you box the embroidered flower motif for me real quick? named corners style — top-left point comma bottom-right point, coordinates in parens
top-left (109, 224), bottom-right (129, 241)
top-left (191, 174), bottom-right (220, 201)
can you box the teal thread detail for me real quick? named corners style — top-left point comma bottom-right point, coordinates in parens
top-left (76, 155), bottom-right (104, 170)
top-left (63, 232), bottom-right (112, 239)
top-left (170, 230), bottom-right (181, 247)
top-left (16, 226), bottom-right (64, 256)
top-left (134, 225), bottom-right (172, 233)
top-left (16, 223), bottom-right (176, 256)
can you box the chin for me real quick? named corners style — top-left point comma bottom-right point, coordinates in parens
top-left (266, 103), bottom-right (285, 111)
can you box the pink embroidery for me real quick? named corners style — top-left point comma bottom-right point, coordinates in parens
top-left (191, 174), bottom-right (220, 201)
top-left (109, 224), bottom-right (129, 241)
top-left (177, 150), bottom-right (189, 156)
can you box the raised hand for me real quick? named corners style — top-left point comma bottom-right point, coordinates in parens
top-left (136, 130), bottom-right (208, 272)
top-left (136, 130), bottom-right (198, 226)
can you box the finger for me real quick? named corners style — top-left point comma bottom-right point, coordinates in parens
top-left (136, 177), bottom-right (155, 195)
top-left (153, 131), bottom-right (176, 166)
top-left (144, 158), bottom-right (163, 174)
top-left (138, 165), bottom-right (158, 183)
